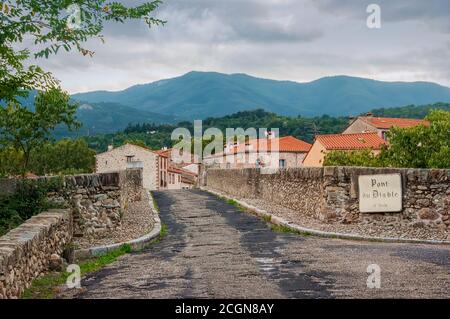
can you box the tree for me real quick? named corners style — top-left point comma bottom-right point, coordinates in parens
top-left (0, 89), bottom-right (79, 173)
top-left (30, 139), bottom-right (96, 175)
top-left (323, 149), bottom-right (382, 167)
top-left (1, 0), bottom-right (165, 173)
top-left (382, 109), bottom-right (450, 168)
top-left (324, 109), bottom-right (450, 169)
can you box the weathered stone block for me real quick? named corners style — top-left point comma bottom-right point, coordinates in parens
top-left (418, 208), bottom-right (440, 220)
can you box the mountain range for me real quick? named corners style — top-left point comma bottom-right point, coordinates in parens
top-left (70, 71), bottom-right (450, 134)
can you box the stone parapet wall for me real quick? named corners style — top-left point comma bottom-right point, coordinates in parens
top-left (0, 209), bottom-right (72, 299)
top-left (0, 169), bottom-right (143, 299)
top-left (206, 167), bottom-right (450, 232)
top-left (50, 169), bottom-right (143, 240)
top-left (0, 169), bottom-right (143, 244)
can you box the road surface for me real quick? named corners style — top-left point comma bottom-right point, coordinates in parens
top-left (75, 190), bottom-right (449, 298)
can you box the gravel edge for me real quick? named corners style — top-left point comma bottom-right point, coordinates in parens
top-left (202, 187), bottom-right (450, 246)
top-left (74, 190), bottom-right (162, 260)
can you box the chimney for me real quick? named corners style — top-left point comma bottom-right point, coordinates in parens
top-left (348, 116), bottom-right (355, 124)
top-left (107, 145), bottom-right (114, 151)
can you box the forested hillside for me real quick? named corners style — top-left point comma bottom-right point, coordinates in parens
top-left (84, 103), bottom-right (450, 153)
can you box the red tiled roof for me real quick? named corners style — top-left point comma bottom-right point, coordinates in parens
top-left (231, 136), bottom-right (312, 154)
top-left (168, 166), bottom-right (197, 176)
top-left (316, 132), bottom-right (387, 150)
top-left (359, 117), bottom-right (429, 129)
top-left (155, 149), bottom-right (169, 157)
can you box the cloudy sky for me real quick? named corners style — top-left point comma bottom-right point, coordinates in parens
top-left (32, 0), bottom-right (450, 93)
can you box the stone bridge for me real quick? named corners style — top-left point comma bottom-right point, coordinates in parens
top-left (72, 190), bottom-right (449, 299)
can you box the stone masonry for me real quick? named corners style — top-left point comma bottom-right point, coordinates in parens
top-left (48, 169), bottom-right (143, 240)
top-left (206, 167), bottom-right (450, 233)
top-left (0, 209), bottom-right (72, 299)
top-left (0, 169), bottom-right (143, 299)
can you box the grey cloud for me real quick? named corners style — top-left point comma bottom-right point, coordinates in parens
top-left (313, 0), bottom-right (450, 24)
top-left (23, 0), bottom-right (450, 92)
top-left (102, 0), bottom-right (324, 43)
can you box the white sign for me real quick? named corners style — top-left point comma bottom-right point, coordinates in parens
top-left (358, 174), bottom-right (402, 213)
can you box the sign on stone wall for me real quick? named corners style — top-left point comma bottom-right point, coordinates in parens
top-left (358, 174), bottom-right (402, 213)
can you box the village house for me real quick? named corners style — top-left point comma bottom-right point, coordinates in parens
top-left (167, 166), bottom-right (197, 189)
top-left (203, 135), bottom-right (312, 169)
top-left (154, 149), bottom-right (169, 189)
top-left (156, 148), bottom-right (200, 185)
top-left (302, 132), bottom-right (387, 167)
top-left (343, 113), bottom-right (429, 140)
top-left (95, 143), bottom-right (168, 190)
top-left (156, 148), bottom-right (200, 175)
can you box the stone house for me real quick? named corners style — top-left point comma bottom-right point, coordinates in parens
top-left (343, 114), bottom-right (429, 140)
top-left (96, 144), bottom-right (168, 190)
top-left (203, 135), bottom-right (312, 169)
top-left (302, 132), bottom-right (387, 167)
top-left (167, 166), bottom-right (196, 189)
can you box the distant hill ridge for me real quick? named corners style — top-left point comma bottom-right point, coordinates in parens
top-left (72, 71), bottom-right (450, 120)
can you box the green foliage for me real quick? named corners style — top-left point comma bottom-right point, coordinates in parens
top-left (0, 89), bottom-right (80, 173)
top-left (1, 0), bottom-right (165, 173)
top-left (0, 177), bottom-right (65, 236)
top-left (85, 131), bottom-right (173, 153)
top-left (271, 223), bottom-right (303, 235)
top-left (85, 109), bottom-right (350, 153)
top-left (381, 109), bottom-right (450, 168)
top-left (371, 103), bottom-right (450, 119)
top-left (80, 244), bottom-right (132, 274)
top-left (0, 146), bottom-right (23, 177)
top-left (1, 0), bottom-right (165, 61)
top-left (22, 244), bottom-right (133, 299)
top-left (324, 109), bottom-right (450, 169)
top-left (0, 139), bottom-right (96, 177)
top-left (324, 149), bottom-right (382, 167)
top-left (31, 139), bottom-right (95, 175)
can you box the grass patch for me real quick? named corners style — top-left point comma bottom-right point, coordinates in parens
top-left (160, 223), bottom-right (168, 238)
top-left (270, 224), bottom-right (312, 237)
top-left (262, 215), bottom-right (272, 223)
top-left (21, 271), bottom-right (69, 299)
top-left (79, 244), bottom-right (131, 274)
top-left (225, 199), bottom-right (246, 212)
top-left (146, 223), bottom-right (168, 246)
top-left (271, 224), bottom-right (301, 234)
top-left (22, 244), bottom-right (132, 299)
top-left (150, 192), bottom-right (160, 212)
top-left (226, 199), bottom-right (238, 206)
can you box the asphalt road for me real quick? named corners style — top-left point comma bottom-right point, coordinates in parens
top-left (76, 189), bottom-right (450, 299)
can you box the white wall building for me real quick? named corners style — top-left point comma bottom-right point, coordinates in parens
top-left (96, 144), bottom-right (165, 190)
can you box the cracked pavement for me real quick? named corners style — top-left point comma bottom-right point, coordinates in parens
top-left (74, 190), bottom-right (450, 299)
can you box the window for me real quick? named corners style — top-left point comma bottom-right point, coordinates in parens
top-left (279, 159), bottom-right (286, 168)
top-left (126, 155), bottom-right (134, 163)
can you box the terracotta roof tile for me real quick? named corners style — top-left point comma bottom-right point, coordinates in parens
top-left (168, 166), bottom-right (197, 176)
top-left (155, 149), bottom-right (169, 157)
top-left (360, 117), bottom-right (429, 129)
top-left (317, 132), bottom-right (387, 150)
top-left (232, 136), bottom-right (312, 154)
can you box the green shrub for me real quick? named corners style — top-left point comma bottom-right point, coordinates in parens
top-left (0, 177), bottom-right (65, 236)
